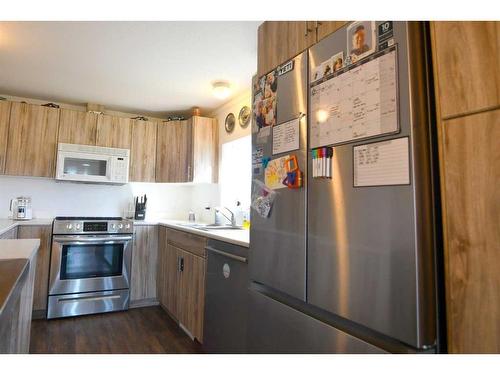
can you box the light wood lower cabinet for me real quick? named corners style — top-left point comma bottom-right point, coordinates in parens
top-left (17, 225), bottom-right (52, 314)
top-left (439, 110), bottom-right (500, 353)
top-left (157, 227), bottom-right (207, 342)
top-left (5, 102), bottom-right (60, 177)
top-left (177, 247), bottom-right (206, 342)
top-left (130, 225), bottom-right (158, 306)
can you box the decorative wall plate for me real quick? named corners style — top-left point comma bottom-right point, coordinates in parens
top-left (225, 113), bottom-right (236, 133)
top-left (238, 106), bottom-right (251, 128)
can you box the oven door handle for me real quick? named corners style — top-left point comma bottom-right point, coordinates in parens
top-left (52, 235), bottom-right (133, 244)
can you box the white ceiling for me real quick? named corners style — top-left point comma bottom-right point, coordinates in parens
top-left (0, 21), bottom-right (260, 117)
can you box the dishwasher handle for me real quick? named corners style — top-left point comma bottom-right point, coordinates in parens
top-left (205, 246), bottom-right (247, 263)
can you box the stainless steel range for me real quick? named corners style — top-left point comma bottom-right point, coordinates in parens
top-left (47, 216), bottom-right (134, 319)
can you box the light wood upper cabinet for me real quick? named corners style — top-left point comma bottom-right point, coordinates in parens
top-left (257, 21), bottom-right (316, 77)
top-left (129, 119), bottom-right (157, 182)
top-left (96, 114), bottom-right (132, 149)
top-left (178, 248), bottom-right (206, 343)
top-left (17, 225), bottom-right (52, 313)
top-left (5, 102), bottom-right (59, 177)
top-left (130, 225), bottom-right (158, 303)
top-left (0, 101), bottom-right (11, 174)
top-left (190, 116), bottom-right (218, 183)
top-left (431, 22), bottom-right (499, 118)
top-left (57, 108), bottom-right (98, 146)
top-left (156, 120), bottom-right (192, 183)
top-left (257, 21), bottom-right (349, 77)
top-left (316, 21), bottom-right (348, 42)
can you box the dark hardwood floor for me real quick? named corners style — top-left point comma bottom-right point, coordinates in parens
top-left (29, 306), bottom-right (203, 354)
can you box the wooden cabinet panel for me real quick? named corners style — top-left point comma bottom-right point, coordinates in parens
top-left (57, 109), bottom-right (97, 146)
top-left (316, 21), bottom-right (348, 41)
top-left (178, 249), bottom-right (206, 343)
top-left (441, 110), bottom-right (500, 353)
top-left (157, 226), bottom-right (167, 307)
top-left (129, 119), bottom-right (157, 182)
top-left (163, 244), bottom-right (181, 319)
top-left (5, 103), bottom-right (59, 177)
top-left (0, 101), bottom-right (11, 174)
top-left (17, 225), bottom-right (52, 313)
top-left (191, 116), bottom-right (217, 183)
top-left (96, 114), bottom-right (132, 149)
top-left (257, 21), bottom-right (315, 77)
top-left (156, 120), bottom-right (191, 182)
top-left (130, 225), bottom-right (158, 303)
top-left (166, 228), bottom-right (207, 258)
top-left (159, 227), bottom-right (207, 341)
top-left (432, 22), bottom-right (499, 118)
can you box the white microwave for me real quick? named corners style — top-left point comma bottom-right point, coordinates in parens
top-left (56, 143), bottom-right (130, 184)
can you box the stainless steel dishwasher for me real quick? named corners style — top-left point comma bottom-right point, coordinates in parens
top-left (203, 239), bottom-right (248, 353)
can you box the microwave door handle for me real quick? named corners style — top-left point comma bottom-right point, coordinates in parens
top-left (107, 156), bottom-right (113, 180)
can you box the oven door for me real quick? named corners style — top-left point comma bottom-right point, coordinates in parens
top-left (49, 234), bottom-right (133, 295)
top-left (56, 151), bottom-right (113, 183)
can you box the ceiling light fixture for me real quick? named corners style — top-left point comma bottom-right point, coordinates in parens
top-left (212, 81), bottom-right (231, 100)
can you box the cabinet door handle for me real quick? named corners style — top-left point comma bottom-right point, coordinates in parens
top-left (304, 21), bottom-right (309, 36)
top-left (180, 257), bottom-right (184, 272)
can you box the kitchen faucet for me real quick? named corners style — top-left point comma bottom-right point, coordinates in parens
top-left (215, 206), bottom-right (236, 227)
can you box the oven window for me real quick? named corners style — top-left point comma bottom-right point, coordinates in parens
top-left (63, 158), bottom-right (107, 177)
top-left (60, 244), bottom-right (123, 279)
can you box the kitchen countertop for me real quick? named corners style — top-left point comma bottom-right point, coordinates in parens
top-left (0, 218), bottom-right (53, 236)
top-left (160, 220), bottom-right (249, 248)
top-left (0, 239), bottom-right (40, 317)
top-left (0, 217), bottom-right (249, 248)
top-left (134, 219), bottom-right (250, 248)
top-left (0, 259), bottom-right (29, 316)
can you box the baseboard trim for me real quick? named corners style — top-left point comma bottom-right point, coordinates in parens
top-left (129, 299), bottom-right (159, 309)
top-left (31, 310), bottom-right (46, 320)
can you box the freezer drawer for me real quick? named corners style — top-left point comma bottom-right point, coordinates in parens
top-left (203, 240), bottom-right (248, 353)
top-left (247, 288), bottom-right (386, 354)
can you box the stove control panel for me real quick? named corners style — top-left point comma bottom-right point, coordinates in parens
top-left (53, 218), bottom-right (134, 235)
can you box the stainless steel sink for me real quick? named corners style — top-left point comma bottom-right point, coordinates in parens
top-left (203, 224), bottom-right (243, 230)
top-left (177, 223), bottom-right (243, 231)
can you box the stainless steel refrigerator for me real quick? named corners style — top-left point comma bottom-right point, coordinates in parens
top-left (248, 21), bottom-right (442, 353)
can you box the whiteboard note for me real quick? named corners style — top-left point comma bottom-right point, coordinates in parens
top-left (310, 46), bottom-right (398, 148)
top-left (272, 118), bottom-right (300, 155)
top-left (353, 137), bottom-right (410, 187)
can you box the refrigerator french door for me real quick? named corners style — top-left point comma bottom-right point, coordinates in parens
top-left (248, 21), bottom-right (440, 353)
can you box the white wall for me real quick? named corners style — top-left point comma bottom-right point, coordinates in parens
top-left (209, 89), bottom-right (252, 213)
top-left (0, 175), bottom-right (219, 221)
top-left (210, 89), bottom-right (252, 149)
